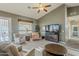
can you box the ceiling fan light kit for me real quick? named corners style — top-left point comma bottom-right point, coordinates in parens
top-left (28, 3), bottom-right (51, 13)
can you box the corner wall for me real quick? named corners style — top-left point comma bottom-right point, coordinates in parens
top-left (38, 5), bottom-right (65, 41)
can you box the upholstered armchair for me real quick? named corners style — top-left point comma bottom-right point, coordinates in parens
top-left (13, 33), bottom-right (26, 44)
top-left (30, 32), bottom-right (41, 41)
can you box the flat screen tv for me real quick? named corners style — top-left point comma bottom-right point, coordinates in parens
top-left (49, 24), bottom-right (60, 32)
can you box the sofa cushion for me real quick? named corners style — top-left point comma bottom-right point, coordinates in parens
top-left (4, 43), bottom-right (16, 55)
top-left (0, 42), bottom-right (13, 56)
top-left (9, 44), bottom-right (20, 56)
top-left (0, 42), bottom-right (10, 49)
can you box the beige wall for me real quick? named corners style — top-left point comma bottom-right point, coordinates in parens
top-left (0, 11), bottom-right (36, 41)
top-left (38, 5), bottom-right (65, 41)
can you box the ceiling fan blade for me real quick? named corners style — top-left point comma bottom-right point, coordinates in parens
top-left (44, 9), bottom-right (47, 12)
top-left (37, 10), bottom-right (40, 13)
top-left (45, 5), bottom-right (51, 7)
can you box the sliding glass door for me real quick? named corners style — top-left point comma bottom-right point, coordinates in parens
top-left (0, 17), bottom-right (11, 42)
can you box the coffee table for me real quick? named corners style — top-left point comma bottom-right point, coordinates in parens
top-left (44, 43), bottom-right (67, 56)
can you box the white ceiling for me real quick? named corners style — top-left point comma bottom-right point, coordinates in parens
top-left (0, 3), bottom-right (62, 19)
top-left (0, 3), bottom-right (79, 20)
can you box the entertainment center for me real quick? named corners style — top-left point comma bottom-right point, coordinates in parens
top-left (45, 24), bottom-right (61, 42)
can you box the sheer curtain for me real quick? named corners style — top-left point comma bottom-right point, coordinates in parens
top-left (0, 17), bottom-right (10, 42)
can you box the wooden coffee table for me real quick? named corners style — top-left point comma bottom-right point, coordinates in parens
top-left (44, 44), bottom-right (67, 56)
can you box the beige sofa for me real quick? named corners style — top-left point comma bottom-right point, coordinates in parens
top-left (0, 42), bottom-right (35, 56)
top-left (0, 42), bottom-right (21, 56)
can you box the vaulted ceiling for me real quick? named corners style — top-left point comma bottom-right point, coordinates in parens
top-left (0, 3), bottom-right (79, 19)
top-left (0, 3), bottom-right (62, 19)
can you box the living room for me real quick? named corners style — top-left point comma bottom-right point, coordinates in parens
top-left (0, 2), bottom-right (79, 56)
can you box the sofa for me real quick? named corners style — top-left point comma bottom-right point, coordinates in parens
top-left (0, 42), bottom-right (22, 56)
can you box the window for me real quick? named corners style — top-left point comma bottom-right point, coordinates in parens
top-left (67, 15), bottom-right (79, 39)
top-left (72, 25), bottom-right (79, 37)
top-left (0, 17), bottom-right (11, 42)
top-left (18, 20), bottom-right (32, 34)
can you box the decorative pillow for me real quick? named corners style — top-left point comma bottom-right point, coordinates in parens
top-left (9, 44), bottom-right (20, 56)
top-left (1, 43), bottom-right (14, 56)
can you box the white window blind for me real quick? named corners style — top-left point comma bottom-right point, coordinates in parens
top-left (0, 18), bottom-right (10, 42)
top-left (18, 20), bottom-right (32, 34)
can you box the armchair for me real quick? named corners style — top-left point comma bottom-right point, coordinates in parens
top-left (30, 32), bottom-right (41, 41)
top-left (13, 33), bottom-right (26, 44)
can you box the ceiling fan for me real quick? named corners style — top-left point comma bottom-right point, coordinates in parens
top-left (28, 3), bottom-right (51, 13)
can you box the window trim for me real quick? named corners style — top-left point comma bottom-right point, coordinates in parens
top-left (18, 19), bottom-right (33, 23)
top-left (18, 19), bottom-right (32, 34)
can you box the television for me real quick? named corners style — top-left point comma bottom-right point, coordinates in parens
top-left (49, 24), bottom-right (60, 32)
